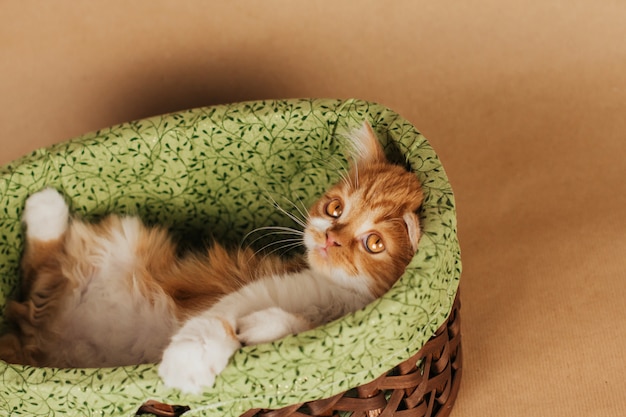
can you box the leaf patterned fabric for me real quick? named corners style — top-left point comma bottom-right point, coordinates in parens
top-left (0, 99), bottom-right (461, 416)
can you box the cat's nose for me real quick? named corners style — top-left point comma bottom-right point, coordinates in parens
top-left (325, 231), bottom-right (341, 247)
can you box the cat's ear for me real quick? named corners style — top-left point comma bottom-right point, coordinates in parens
top-left (346, 122), bottom-right (387, 164)
top-left (403, 211), bottom-right (421, 252)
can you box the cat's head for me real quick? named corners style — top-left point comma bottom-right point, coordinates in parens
top-left (304, 123), bottom-right (423, 298)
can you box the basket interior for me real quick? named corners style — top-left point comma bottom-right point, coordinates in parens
top-left (0, 99), bottom-right (461, 416)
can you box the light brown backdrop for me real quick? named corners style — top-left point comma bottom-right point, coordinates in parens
top-left (2, 1), bottom-right (625, 416)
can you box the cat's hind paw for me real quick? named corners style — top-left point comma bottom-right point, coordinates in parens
top-left (23, 188), bottom-right (69, 242)
top-left (237, 307), bottom-right (312, 346)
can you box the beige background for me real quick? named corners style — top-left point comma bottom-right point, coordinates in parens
top-left (1, 1), bottom-right (625, 415)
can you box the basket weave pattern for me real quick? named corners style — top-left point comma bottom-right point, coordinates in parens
top-left (241, 295), bottom-right (462, 417)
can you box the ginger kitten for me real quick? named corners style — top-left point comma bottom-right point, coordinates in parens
top-left (0, 123), bottom-right (423, 394)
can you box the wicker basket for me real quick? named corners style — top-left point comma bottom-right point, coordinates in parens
top-left (242, 294), bottom-right (462, 417)
top-left (0, 99), bottom-right (461, 417)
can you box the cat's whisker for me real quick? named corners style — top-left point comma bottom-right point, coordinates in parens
top-left (290, 152), bottom-right (354, 192)
top-left (243, 226), bottom-right (304, 243)
top-left (239, 226), bottom-right (304, 247)
top-left (351, 154), bottom-right (360, 190)
top-left (242, 235), bottom-right (292, 252)
top-left (338, 167), bottom-right (353, 190)
top-left (281, 194), bottom-right (310, 226)
top-left (328, 154), bottom-right (351, 176)
top-left (255, 186), bottom-right (305, 223)
top-left (315, 154), bottom-right (352, 189)
top-left (258, 239), bottom-right (305, 261)
top-left (323, 156), bottom-right (353, 190)
top-left (324, 154), bottom-right (347, 171)
top-left (241, 237), bottom-right (304, 266)
top-left (275, 205), bottom-right (307, 229)
top-left (262, 195), bottom-right (308, 229)
top-left (255, 236), bottom-right (304, 251)
top-left (240, 236), bottom-right (302, 264)
top-left (247, 233), bottom-right (302, 253)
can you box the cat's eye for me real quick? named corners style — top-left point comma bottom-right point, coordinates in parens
top-left (325, 199), bottom-right (343, 218)
top-left (364, 233), bottom-right (385, 254)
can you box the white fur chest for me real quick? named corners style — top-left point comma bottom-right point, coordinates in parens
top-left (50, 217), bottom-right (179, 367)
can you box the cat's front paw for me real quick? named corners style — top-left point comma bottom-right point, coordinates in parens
top-left (237, 307), bottom-right (311, 346)
top-left (23, 188), bottom-right (69, 241)
top-left (159, 339), bottom-right (218, 394)
top-left (158, 317), bottom-right (241, 394)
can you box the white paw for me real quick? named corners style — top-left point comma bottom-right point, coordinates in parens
top-left (158, 317), bottom-right (241, 394)
top-left (237, 307), bottom-right (311, 346)
top-left (23, 188), bottom-right (69, 241)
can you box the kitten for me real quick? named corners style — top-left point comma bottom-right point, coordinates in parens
top-left (0, 123), bottom-right (423, 393)
top-left (158, 123), bottom-right (423, 393)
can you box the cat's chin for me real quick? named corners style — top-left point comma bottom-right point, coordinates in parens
top-left (314, 246), bottom-right (329, 259)
top-left (306, 248), bottom-right (334, 276)
top-left (307, 250), bottom-right (358, 286)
